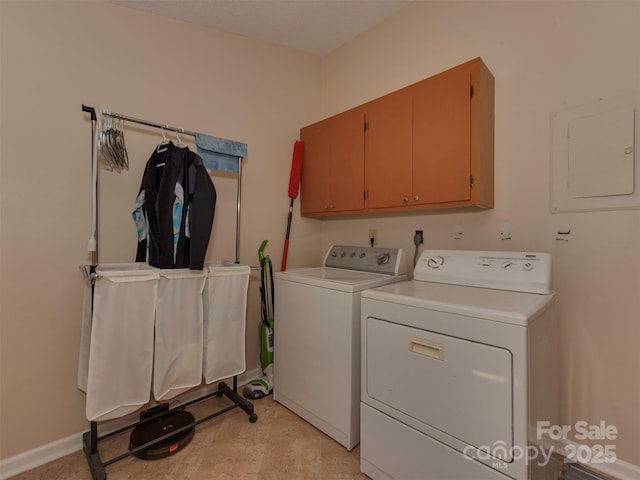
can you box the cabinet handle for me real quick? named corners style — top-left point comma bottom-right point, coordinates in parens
top-left (403, 196), bottom-right (409, 203)
top-left (328, 204), bottom-right (334, 209)
top-left (414, 195), bottom-right (420, 202)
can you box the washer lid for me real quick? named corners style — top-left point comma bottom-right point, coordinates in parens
top-left (362, 280), bottom-right (555, 326)
top-left (275, 267), bottom-right (407, 293)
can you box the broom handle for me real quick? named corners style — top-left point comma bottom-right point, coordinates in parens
top-left (281, 197), bottom-right (294, 271)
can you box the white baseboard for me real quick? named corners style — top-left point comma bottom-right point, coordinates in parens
top-left (0, 369), bottom-right (260, 480)
top-left (0, 432), bottom-right (82, 480)
top-left (552, 438), bottom-right (640, 480)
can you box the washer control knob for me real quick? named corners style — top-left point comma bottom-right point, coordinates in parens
top-left (331, 251), bottom-right (338, 258)
top-left (350, 252), bottom-right (356, 258)
top-left (523, 262), bottom-right (534, 271)
top-left (377, 253), bottom-right (390, 265)
top-left (359, 252), bottom-right (366, 259)
top-left (341, 251), bottom-right (347, 258)
top-left (502, 261), bottom-right (513, 270)
top-left (426, 256), bottom-right (444, 269)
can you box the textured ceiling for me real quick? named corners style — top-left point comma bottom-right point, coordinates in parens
top-left (104, 0), bottom-right (411, 55)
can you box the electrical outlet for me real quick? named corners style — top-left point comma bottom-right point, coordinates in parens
top-left (415, 230), bottom-right (424, 244)
top-left (368, 229), bottom-right (377, 246)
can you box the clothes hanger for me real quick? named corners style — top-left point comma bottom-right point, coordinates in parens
top-left (98, 113), bottom-right (118, 171)
top-left (175, 130), bottom-right (187, 148)
top-left (157, 126), bottom-right (170, 153)
top-left (104, 115), bottom-right (128, 172)
top-left (113, 117), bottom-right (129, 170)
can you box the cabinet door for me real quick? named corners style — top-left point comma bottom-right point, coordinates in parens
top-left (413, 66), bottom-right (472, 205)
top-left (364, 90), bottom-right (413, 209)
top-left (300, 119), bottom-right (333, 215)
top-left (329, 108), bottom-right (366, 213)
top-left (300, 108), bottom-right (365, 216)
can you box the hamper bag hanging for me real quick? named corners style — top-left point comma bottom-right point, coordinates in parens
top-left (84, 263), bottom-right (159, 422)
top-left (202, 262), bottom-right (250, 383)
top-left (153, 269), bottom-right (206, 401)
top-left (77, 266), bottom-right (95, 393)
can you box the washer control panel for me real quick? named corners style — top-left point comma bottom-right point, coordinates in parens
top-left (324, 245), bottom-right (406, 275)
top-left (414, 250), bottom-right (552, 294)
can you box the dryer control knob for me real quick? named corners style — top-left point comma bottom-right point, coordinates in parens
top-left (523, 262), bottom-right (534, 271)
top-left (426, 256), bottom-right (444, 269)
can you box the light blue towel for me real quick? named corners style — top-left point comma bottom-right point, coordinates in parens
top-left (195, 133), bottom-right (247, 173)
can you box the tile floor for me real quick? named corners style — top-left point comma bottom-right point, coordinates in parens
top-left (8, 395), bottom-right (367, 480)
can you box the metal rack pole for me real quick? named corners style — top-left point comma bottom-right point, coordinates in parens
top-left (236, 157), bottom-right (242, 264)
top-left (83, 104), bottom-right (196, 137)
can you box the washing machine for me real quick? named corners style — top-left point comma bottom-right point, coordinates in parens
top-left (360, 250), bottom-right (559, 480)
top-left (274, 245), bottom-right (407, 450)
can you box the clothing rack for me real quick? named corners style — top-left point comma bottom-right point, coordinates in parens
top-left (81, 104), bottom-right (256, 480)
top-left (82, 104), bottom-right (243, 263)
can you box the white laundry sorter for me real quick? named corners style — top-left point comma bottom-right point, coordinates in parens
top-left (202, 261), bottom-right (250, 384)
top-left (154, 268), bottom-right (208, 401)
top-left (78, 261), bottom-right (250, 422)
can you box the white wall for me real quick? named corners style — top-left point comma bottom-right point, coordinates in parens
top-left (1, 0), bottom-right (639, 471)
top-left (318, 0), bottom-right (640, 466)
top-left (0, 0), bottom-right (322, 460)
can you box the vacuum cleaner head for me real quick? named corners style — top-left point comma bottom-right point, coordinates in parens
top-left (242, 377), bottom-right (272, 400)
top-left (129, 409), bottom-right (195, 460)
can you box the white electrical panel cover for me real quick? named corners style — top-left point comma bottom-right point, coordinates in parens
top-left (551, 92), bottom-right (639, 213)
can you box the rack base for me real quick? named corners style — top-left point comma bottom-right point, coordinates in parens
top-left (82, 380), bottom-right (257, 480)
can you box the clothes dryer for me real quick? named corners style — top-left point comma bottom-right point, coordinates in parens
top-left (360, 250), bottom-right (558, 480)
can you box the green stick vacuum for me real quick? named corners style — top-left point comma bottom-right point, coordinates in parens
top-left (243, 240), bottom-right (274, 399)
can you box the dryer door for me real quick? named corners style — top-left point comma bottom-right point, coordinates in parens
top-left (364, 316), bottom-right (513, 461)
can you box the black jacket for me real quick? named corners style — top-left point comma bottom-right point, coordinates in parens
top-left (135, 142), bottom-right (216, 270)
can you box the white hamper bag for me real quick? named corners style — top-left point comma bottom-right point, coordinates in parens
top-left (84, 263), bottom-right (159, 422)
top-left (203, 262), bottom-right (250, 383)
top-left (153, 269), bottom-right (206, 401)
top-left (77, 266), bottom-right (95, 394)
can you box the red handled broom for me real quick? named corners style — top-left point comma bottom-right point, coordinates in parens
top-left (281, 141), bottom-right (304, 271)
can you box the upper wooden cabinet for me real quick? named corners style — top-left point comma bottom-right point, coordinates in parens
top-left (300, 107), bottom-right (366, 216)
top-left (412, 58), bottom-right (494, 209)
top-left (364, 88), bottom-right (413, 209)
top-left (299, 57), bottom-right (494, 217)
top-left (412, 63), bottom-right (472, 205)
